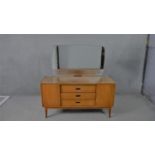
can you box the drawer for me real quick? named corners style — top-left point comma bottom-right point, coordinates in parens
top-left (61, 85), bottom-right (96, 93)
top-left (62, 100), bottom-right (95, 107)
top-left (61, 93), bottom-right (95, 99)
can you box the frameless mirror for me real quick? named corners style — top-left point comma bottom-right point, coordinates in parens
top-left (57, 45), bottom-right (104, 69)
top-left (52, 45), bottom-right (105, 76)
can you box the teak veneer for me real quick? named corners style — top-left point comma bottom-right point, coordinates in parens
top-left (40, 71), bottom-right (116, 118)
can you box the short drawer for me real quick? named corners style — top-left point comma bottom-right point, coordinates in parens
top-left (61, 93), bottom-right (95, 99)
top-left (61, 85), bottom-right (96, 93)
top-left (61, 100), bottom-right (95, 107)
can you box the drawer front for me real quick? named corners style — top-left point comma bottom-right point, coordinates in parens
top-left (61, 93), bottom-right (95, 99)
top-left (62, 100), bottom-right (95, 107)
top-left (61, 85), bottom-right (96, 93)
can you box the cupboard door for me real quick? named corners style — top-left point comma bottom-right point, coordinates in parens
top-left (96, 84), bottom-right (115, 107)
top-left (41, 84), bottom-right (60, 107)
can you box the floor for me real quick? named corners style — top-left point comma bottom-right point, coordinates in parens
top-left (0, 94), bottom-right (155, 121)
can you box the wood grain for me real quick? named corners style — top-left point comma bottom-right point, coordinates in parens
top-left (40, 69), bottom-right (116, 118)
top-left (61, 93), bottom-right (95, 99)
top-left (41, 84), bottom-right (60, 107)
top-left (61, 85), bottom-right (96, 93)
top-left (96, 84), bottom-right (115, 107)
top-left (61, 100), bottom-right (95, 107)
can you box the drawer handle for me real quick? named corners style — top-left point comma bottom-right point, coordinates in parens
top-left (76, 88), bottom-right (81, 90)
top-left (76, 101), bottom-right (80, 104)
top-left (76, 95), bottom-right (81, 97)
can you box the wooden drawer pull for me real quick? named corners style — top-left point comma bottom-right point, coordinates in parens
top-left (75, 88), bottom-right (81, 90)
top-left (76, 101), bottom-right (80, 104)
top-left (75, 95), bottom-right (81, 97)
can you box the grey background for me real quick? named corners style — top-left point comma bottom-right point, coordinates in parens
top-left (0, 34), bottom-right (147, 95)
top-left (143, 35), bottom-right (155, 103)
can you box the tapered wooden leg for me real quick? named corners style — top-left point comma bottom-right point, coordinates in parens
top-left (45, 108), bottom-right (48, 118)
top-left (109, 108), bottom-right (111, 118)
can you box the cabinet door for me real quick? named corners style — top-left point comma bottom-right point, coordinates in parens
top-left (96, 84), bottom-right (115, 107)
top-left (41, 84), bottom-right (60, 107)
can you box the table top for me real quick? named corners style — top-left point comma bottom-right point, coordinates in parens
top-left (41, 76), bottom-right (115, 85)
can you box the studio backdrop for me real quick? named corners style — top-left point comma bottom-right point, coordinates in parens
top-left (0, 34), bottom-right (147, 95)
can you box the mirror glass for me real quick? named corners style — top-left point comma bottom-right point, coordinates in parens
top-left (58, 45), bottom-right (103, 69)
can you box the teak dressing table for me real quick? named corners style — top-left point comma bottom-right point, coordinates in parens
top-left (40, 69), bottom-right (116, 118)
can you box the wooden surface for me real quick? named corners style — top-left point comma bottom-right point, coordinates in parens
top-left (41, 84), bottom-right (60, 107)
top-left (96, 84), bottom-right (115, 107)
top-left (41, 76), bottom-right (115, 84)
top-left (56, 68), bottom-right (104, 76)
top-left (61, 85), bottom-right (96, 93)
top-left (62, 100), bottom-right (95, 107)
top-left (40, 69), bottom-right (116, 118)
top-left (61, 93), bottom-right (96, 99)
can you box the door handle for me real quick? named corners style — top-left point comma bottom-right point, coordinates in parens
top-left (76, 101), bottom-right (80, 104)
top-left (76, 95), bottom-right (81, 97)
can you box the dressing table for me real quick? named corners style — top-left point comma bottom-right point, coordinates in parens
top-left (40, 46), bottom-right (116, 118)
